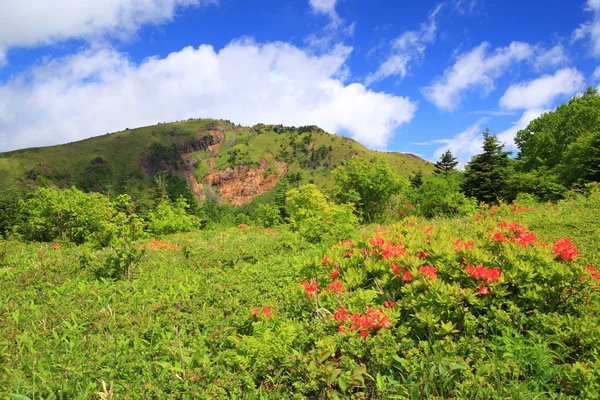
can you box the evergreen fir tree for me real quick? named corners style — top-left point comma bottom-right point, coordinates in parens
top-left (434, 150), bottom-right (459, 176)
top-left (462, 128), bottom-right (511, 204)
top-left (409, 169), bottom-right (424, 188)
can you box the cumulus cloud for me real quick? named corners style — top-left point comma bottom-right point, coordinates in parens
top-left (423, 42), bottom-right (533, 110)
top-left (431, 118), bottom-right (489, 167)
top-left (309, 0), bottom-right (340, 23)
top-left (496, 109), bottom-right (548, 151)
top-left (499, 68), bottom-right (585, 110)
top-left (422, 42), bottom-right (569, 111)
top-left (571, 0), bottom-right (600, 57)
top-left (430, 109), bottom-right (545, 168)
top-left (365, 4), bottom-right (444, 86)
top-left (0, 0), bottom-right (216, 66)
top-left (0, 40), bottom-right (417, 152)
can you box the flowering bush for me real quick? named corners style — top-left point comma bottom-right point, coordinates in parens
top-left (270, 214), bottom-right (600, 397)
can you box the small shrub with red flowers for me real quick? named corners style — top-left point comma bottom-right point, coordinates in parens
top-left (235, 211), bottom-right (600, 398)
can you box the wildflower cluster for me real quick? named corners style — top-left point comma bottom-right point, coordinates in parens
top-left (335, 307), bottom-right (392, 338)
top-left (143, 238), bottom-right (180, 250)
top-left (251, 305), bottom-right (272, 318)
top-left (583, 266), bottom-right (600, 280)
top-left (491, 221), bottom-right (537, 248)
top-left (553, 238), bottom-right (579, 261)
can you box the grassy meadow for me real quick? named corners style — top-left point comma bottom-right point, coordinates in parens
top-left (1, 189), bottom-right (599, 399)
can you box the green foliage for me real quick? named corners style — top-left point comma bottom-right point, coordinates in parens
top-left (559, 130), bottom-right (600, 187)
top-left (408, 169), bottom-right (424, 188)
top-left (0, 189), bottom-right (23, 238)
top-left (1, 191), bottom-right (599, 398)
top-left (146, 197), bottom-right (200, 235)
top-left (286, 184), bottom-right (358, 243)
top-left (462, 128), bottom-right (511, 204)
top-left (434, 150), bottom-right (459, 176)
top-left (333, 156), bottom-right (407, 222)
top-left (506, 166), bottom-right (567, 202)
top-left (16, 187), bottom-right (117, 246)
top-left (255, 203), bottom-right (282, 227)
top-left (406, 174), bottom-right (477, 218)
top-left (516, 87), bottom-right (600, 188)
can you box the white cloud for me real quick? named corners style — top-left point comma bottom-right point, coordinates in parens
top-left (499, 68), bottom-right (585, 110)
top-left (593, 66), bottom-right (600, 80)
top-left (432, 118), bottom-right (489, 166)
top-left (572, 0), bottom-right (600, 57)
top-left (430, 110), bottom-right (545, 168)
top-left (365, 4), bottom-right (443, 86)
top-left (471, 110), bottom-right (516, 116)
top-left (423, 41), bottom-right (568, 111)
top-left (534, 45), bottom-right (569, 70)
top-left (309, 0), bottom-right (340, 23)
top-left (0, 40), bottom-right (417, 152)
top-left (496, 109), bottom-right (548, 151)
top-left (0, 0), bottom-right (216, 66)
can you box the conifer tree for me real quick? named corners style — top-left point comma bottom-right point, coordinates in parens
top-left (462, 128), bottom-right (511, 204)
top-left (434, 150), bottom-right (459, 176)
top-left (409, 169), bottom-right (424, 188)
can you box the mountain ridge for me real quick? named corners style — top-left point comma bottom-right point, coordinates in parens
top-left (0, 119), bottom-right (433, 205)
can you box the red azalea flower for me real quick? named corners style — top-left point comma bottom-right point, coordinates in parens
top-left (402, 271), bottom-right (412, 282)
top-left (584, 266), bottom-right (600, 280)
top-left (370, 236), bottom-right (385, 247)
top-left (328, 281), bottom-right (344, 293)
top-left (53, 243), bottom-right (60, 249)
top-left (419, 266), bottom-right (437, 279)
top-left (466, 265), bottom-right (501, 283)
top-left (553, 238), bottom-right (579, 261)
top-left (453, 239), bottom-right (474, 251)
top-left (390, 263), bottom-right (401, 276)
top-left (359, 330), bottom-right (369, 339)
top-left (417, 250), bottom-right (429, 259)
top-left (334, 306), bottom-right (349, 321)
top-left (251, 308), bottom-right (259, 316)
top-left (301, 280), bottom-right (319, 297)
top-left (478, 285), bottom-right (489, 295)
top-left (262, 305), bottom-right (272, 317)
top-left (344, 249), bottom-right (353, 257)
top-left (338, 325), bottom-right (347, 333)
top-left (475, 214), bottom-right (483, 220)
top-left (330, 269), bottom-right (340, 280)
top-left (382, 243), bottom-right (407, 260)
top-left (321, 256), bottom-right (330, 266)
top-left (491, 232), bottom-right (508, 242)
top-left (384, 301), bottom-right (396, 308)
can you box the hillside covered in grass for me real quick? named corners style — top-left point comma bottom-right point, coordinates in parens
top-left (0, 119), bottom-right (433, 206)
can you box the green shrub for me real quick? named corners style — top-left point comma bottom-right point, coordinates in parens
top-left (146, 197), bottom-right (200, 235)
top-left (286, 184), bottom-right (358, 243)
top-left (333, 156), bottom-right (406, 222)
top-left (16, 187), bottom-right (116, 246)
top-left (406, 174), bottom-right (477, 218)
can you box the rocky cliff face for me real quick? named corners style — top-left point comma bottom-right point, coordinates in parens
top-left (206, 157), bottom-right (287, 205)
top-left (177, 121), bottom-right (288, 205)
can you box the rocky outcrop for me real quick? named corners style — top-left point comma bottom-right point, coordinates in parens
top-left (205, 157), bottom-right (287, 206)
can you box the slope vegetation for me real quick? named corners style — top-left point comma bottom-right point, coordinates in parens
top-left (0, 119), bottom-right (433, 204)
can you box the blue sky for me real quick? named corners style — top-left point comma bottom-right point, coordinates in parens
top-left (0, 0), bottom-right (599, 164)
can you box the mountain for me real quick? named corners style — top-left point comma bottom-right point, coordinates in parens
top-left (0, 119), bottom-right (433, 205)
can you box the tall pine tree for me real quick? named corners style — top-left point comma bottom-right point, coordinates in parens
top-left (434, 150), bottom-right (459, 176)
top-left (462, 128), bottom-right (511, 204)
